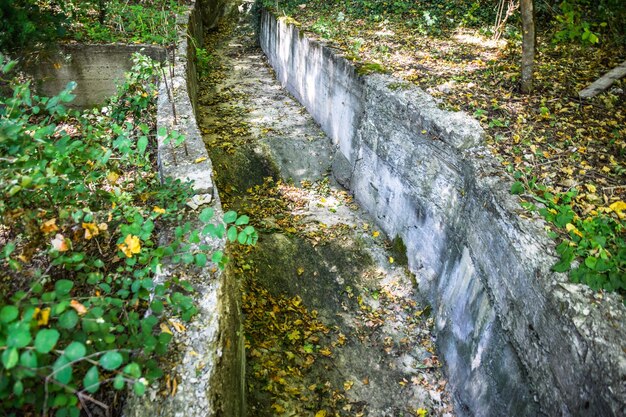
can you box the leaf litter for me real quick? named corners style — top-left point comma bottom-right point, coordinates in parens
top-left (197, 10), bottom-right (454, 417)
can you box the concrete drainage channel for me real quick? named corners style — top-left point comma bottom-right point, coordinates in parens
top-left (33, 0), bottom-right (625, 416)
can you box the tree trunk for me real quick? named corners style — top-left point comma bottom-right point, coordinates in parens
top-left (520, 0), bottom-right (535, 94)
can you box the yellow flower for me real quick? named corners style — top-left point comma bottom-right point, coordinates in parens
top-left (153, 206), bottom-right (166, 214)
top-left (118, 234), bottom-right (141, 258)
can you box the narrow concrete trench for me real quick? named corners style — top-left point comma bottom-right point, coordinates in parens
top-left (197, 9), bottom-right (454, 417)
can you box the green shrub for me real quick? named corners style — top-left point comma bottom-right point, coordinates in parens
top-left (512, 175), bottom-right (625, 298)
top-left (0, 53), bottom-right (257, 415)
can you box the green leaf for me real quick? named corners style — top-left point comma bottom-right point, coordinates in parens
top-left (64, 341), bottom-right (86, 361)
top-left (0, 306), bottom-right (19, 323)
top-left (58, 310), bottom-right (79, 329)
top-left (7, 323), bottom-right (32, 348)
top-left (133, 380), bottom-right (146, 396)
top-left (100, 351), bottom-right (123, 370)
top-left (585, 256), bottom-right (598, 270)
top-left (212, 251), bottom-right (223, 264)
top-left (53, 356), bottom-right (73, 384)
top-left (223, 211), bottom-right (237, 224)
top-left (194, 253), bottom-right (207, 267)
top-left (55, 279), bottom-right (74, 296)
top-left (35, 329), bottom-right (60, 353)
top-left (137, 136), bottom-right (148, 155)
top-left (510, 181), bottom-right (524, 195)
top-left (113, 374), bottom-right (125, 390)
top-left (227, 226), bottom-right (238, 242)
top-left (83, 366), bottom-right (100, 393)
top-left (182, 253), bottom-right (194, 265)
top-left (124, 362), bottom-right (141, 378)
top-left (2, 347), bottom-right (18, 369)
top-left (20, 349), bottom-right (38, 369)
top-left (13, 380), bottom-right (23, 396)
top-left (238, 231), bottom-right (247, 244)
top-left (235, 215), bottom-right (249, 226)
top-left (199, 208), bottom-right (214, 223)
top-left (150, 300), bottom-right (164, 314)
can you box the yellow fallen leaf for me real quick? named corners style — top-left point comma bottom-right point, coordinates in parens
top-left (609, 201), bottom-right (626, 219)
top-left (70, 300), bottom-right (88, 316)
top-left (415, 408), bottom-right (428, 417)
top-left (389, 256), bottom-right (394, 264)
top-left (315, 411), bottom-right (327, 417)
top-left (565, 223), bottom-right (583, 238)
top-left (107, 172), bottom-right (120, 184)
top-left (153, 206), bottom-right (166, 214)
top-left (41, 218), bottom-right (58, 234)
top-left (343, 380), bottom-right (354, 391)
top-left (169, 320), bottom-right (186, 333)
top-left (35, 307), bottom-right (51, 326)
top-left (118, 234), bottom-right (141, 258)
top-left (160, 323), bottom-right (173, 335)
top-left (194, 157), bottom-right (207, 164)
top-left (585, 184), bottom-right (597, 193)
top-left (319, 348), bottom-right (332, 356)
top-left (297, 267), bottom-right (305, 276)
top-left (271, 403), bottom-right (285, 413)
top-left (82, 222), bottom-right (99, 240)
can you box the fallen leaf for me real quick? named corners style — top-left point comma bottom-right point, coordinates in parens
top-left (118, 234), bottom-right (141, 258)
top-left (70, 300), bottom-right (88, 315)
top-left (35, 307), bottom-right (50, 326)
top-left (160, 323), bottom-right (173, 335)
top-left (82, 222), bottom-right (99, 240)
top-left (41, 219), bottom-right (58, 234)
top-left (51, 234), bottom-right (69, 252)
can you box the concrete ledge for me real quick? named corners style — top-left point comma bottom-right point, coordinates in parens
top-left (125, 1), bottom-right (244, 417)
top-left (259, 10), bottom-right (626, 417)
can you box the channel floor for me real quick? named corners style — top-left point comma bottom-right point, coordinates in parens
top-left (197, 9), bottom-right (454, 417)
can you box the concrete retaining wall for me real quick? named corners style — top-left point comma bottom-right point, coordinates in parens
top-left (125, 1), bottom-right (244, 417)
top-left (260, 10), bottom-right (626, 417)
top-left (26, 45), bottom-right (165, 108)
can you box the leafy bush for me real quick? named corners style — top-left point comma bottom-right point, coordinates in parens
top-left (0, 0), bottom-right (66, 53)
top-left (512, 176), bottom-right (625, 298)
top-left (0, 53), bottom-right (256, 415)
top-left (67, 0), bottom-right (186, 44)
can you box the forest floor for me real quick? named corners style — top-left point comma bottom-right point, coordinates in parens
top-left (197, 12), bottom-right (454, 417)
top-left (274, 1), bottom-right (626, 297)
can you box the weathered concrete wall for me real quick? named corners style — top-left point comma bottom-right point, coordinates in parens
top-left (260, 10), bottom-right (626, 417)
top-left (125, 1), bottom-right (244, 417)
top-left (27, 44), bottom-right (165, 108)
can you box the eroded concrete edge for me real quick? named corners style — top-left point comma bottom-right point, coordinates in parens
top-left (125, 2), bottom-right (244, 417)
top-left (259, 10), bottom-right (626, 417)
